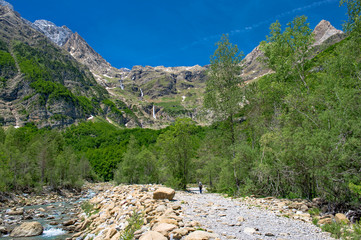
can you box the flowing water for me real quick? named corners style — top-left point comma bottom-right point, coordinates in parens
top-left (152, 105), bottom-right (156, 119)
top-left (1, 189), bottom-right (96, 240)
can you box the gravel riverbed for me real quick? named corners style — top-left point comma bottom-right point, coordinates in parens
top-left (178, 190), bottom-right (334, 240)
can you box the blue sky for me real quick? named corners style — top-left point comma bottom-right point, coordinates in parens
top-left (10, 0), bottom-right (346, 69)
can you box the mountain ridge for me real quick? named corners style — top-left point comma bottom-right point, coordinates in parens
top-left (0, 0), bottom-right (347, 129)
top-left (0, 4), bottom-right (141, 128)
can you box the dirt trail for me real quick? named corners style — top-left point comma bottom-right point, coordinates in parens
top-left (176, 188), bottom-right (334, 240)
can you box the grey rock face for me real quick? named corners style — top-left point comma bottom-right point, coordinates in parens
top-left (31, 19), bottom-right (73, 46)
top-left (126, 65), bottom-right (207, 99)
top-left (313, 20), bottom-right (344, 46)
top-left (0, 0), bottom-right (13, 10)
top-left (63, 32), bottom-right (114, 75)
top-left (0, 5), bottom-right (108, 128)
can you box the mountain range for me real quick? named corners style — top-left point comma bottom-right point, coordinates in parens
top-left (0, 0), bottom-right (346, 129)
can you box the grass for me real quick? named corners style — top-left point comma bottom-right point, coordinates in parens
top-left (120, 210), bottom-right (144, 240)
top-left (314, 218), bottom-right (361, 239)
top-left (308, 207), bottom-right (321, 216)
top-left (81, 201), bottom-right (99, 217)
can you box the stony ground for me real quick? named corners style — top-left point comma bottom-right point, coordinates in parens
top-left (178, 188), bottom-right (334, 240)
top-left (0, 184), bottom-right (341, 240)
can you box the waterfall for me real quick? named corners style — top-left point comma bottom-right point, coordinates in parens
top-left (152, 105), bottom-right (156, 119)
top-left (119, 80), bottom-right (124, 90)
top-left (140, 88), bottom-right (144, 98)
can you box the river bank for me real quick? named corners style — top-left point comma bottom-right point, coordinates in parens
top-left (0, 183), bottom-right (100, 239)
top-left (0, 183), bottom-right (358, 239)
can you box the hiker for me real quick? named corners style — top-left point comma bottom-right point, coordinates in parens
top-left (198, 182), bottom-right (203, 194)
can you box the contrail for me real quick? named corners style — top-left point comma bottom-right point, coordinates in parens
top-left (186, 0), bottom-right (339, 48)
top-left (146, 0), bottom-right (339, 63)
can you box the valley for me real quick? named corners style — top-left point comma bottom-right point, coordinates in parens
top-left (1, 0), bottom-right (361, 239)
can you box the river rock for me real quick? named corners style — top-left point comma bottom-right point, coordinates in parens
top-left (0, 226), bottom-right (8, 234)
top-left (184, 230), bottom-right (218, 240)
top-left (10, 221), bottom-right (43, 237)
top-left (171, 228), bottom-right (189, 239)
top-left (319, 217), bottom-right (333, 225)
top-left (156, 204), bottom-right (167, 213)
top-left (140, 231), bottom-right (168, 240)
top-left (300, 204), bottom-right (309, 212)
top-left (153, 187), bottom-right (175, 200)
top-left (6, 207), bottom-right (24, 215)
top-left (237, 216), bottom-right (245, 222)
top-left (335, 213), bottom-right (349, 224)
top-left (63, 219), bottom-right (77, 226)
top-left (244, 227), bottom-right (257, 235)
top-left (152, 223), bottom-right (177, 236)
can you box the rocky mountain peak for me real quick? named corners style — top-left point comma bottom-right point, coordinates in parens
top-left (313, 19), bottom-right (344, 46)
top-left (0, 0), bottom-right (13, 10)
top-left (31, 19), bottom-right (73, 46)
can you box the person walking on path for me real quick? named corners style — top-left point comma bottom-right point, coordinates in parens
top-left (198, 182), bottom-right (203, 194)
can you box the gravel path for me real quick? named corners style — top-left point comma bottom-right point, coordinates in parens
top-left (177, 189), bottom-right (334, 240)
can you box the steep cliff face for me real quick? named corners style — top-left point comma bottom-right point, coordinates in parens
top-left (0, 0), bottom-right (12, 10)
top-left (124, 65), bottom-right (207, 99)
top-left (102, 64), bottom-right (208, 128)
top-left (63, 32), bottom-right (122, 78)
top-left (0, 5), bottom-right (107, 128)
top-left (31, 20), bottom-right (73, 46)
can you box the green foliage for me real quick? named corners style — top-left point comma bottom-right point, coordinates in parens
top-left (64, 121), bottom-right (162, 181)
top-left (157, 118), bottom-right (201, 190)
top-left (321, 222), bottom-right (343, 239)
top-left (309, 207), bottom-right (321, 216)
top-left (0, 124), bottom-right (94, 192)
top-left (156, 101), bottom-right (189, 115)
top-left (260, 16), bottom-right (314, 92)
top-left (0, 49), bottom-right (17, 80)
top-left (81, 201), bottom-right (99, 217)
top-left (12, 41), bottom-right (103, 113)
top-left (349, 183), bottom-right (361, 196)
top-left (318, 221), bottom-right (361, 240)
top-left (120, 210), bottom-right (144, 240)
top-left (205, 34), bottom-right (243, 121)
top-left (340, 0), bottom-right (361, 32)
top-left (204, 34), bottom-right (244, 193)
top-left (192, 14), bottom-right (361, 203)
top-left (114, 136), bottom-right (159, 184)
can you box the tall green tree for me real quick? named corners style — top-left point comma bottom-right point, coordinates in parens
top-left (260, 16), bottom-right (314, 92)
top-left (114, 135), bottom-right (141, 184)
top-left (340, 0), bottom-right (361, 32)
top-left (157, 118), bottom-right (199, 190)
top-left (204, 34), bottom-right (244, 192)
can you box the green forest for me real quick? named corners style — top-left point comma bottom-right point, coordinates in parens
top-left (1, 0), bottom-right (361, 210)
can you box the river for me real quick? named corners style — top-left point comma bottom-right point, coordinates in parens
top-left (0, 189), bottom-right (96, 239)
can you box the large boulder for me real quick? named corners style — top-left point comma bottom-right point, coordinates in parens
top-left (10, 221), bottom-right (43, 237)
top-left (184, 231), bottom-right (218, 240)
top-left (140, 231), bottom-right (168, 240)
top-left (153, 187), bottom-right (175, 200)
top-left (335, 213), bottom-right (350, 224)
top-left (152, 223), bottom-right (177, 237)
